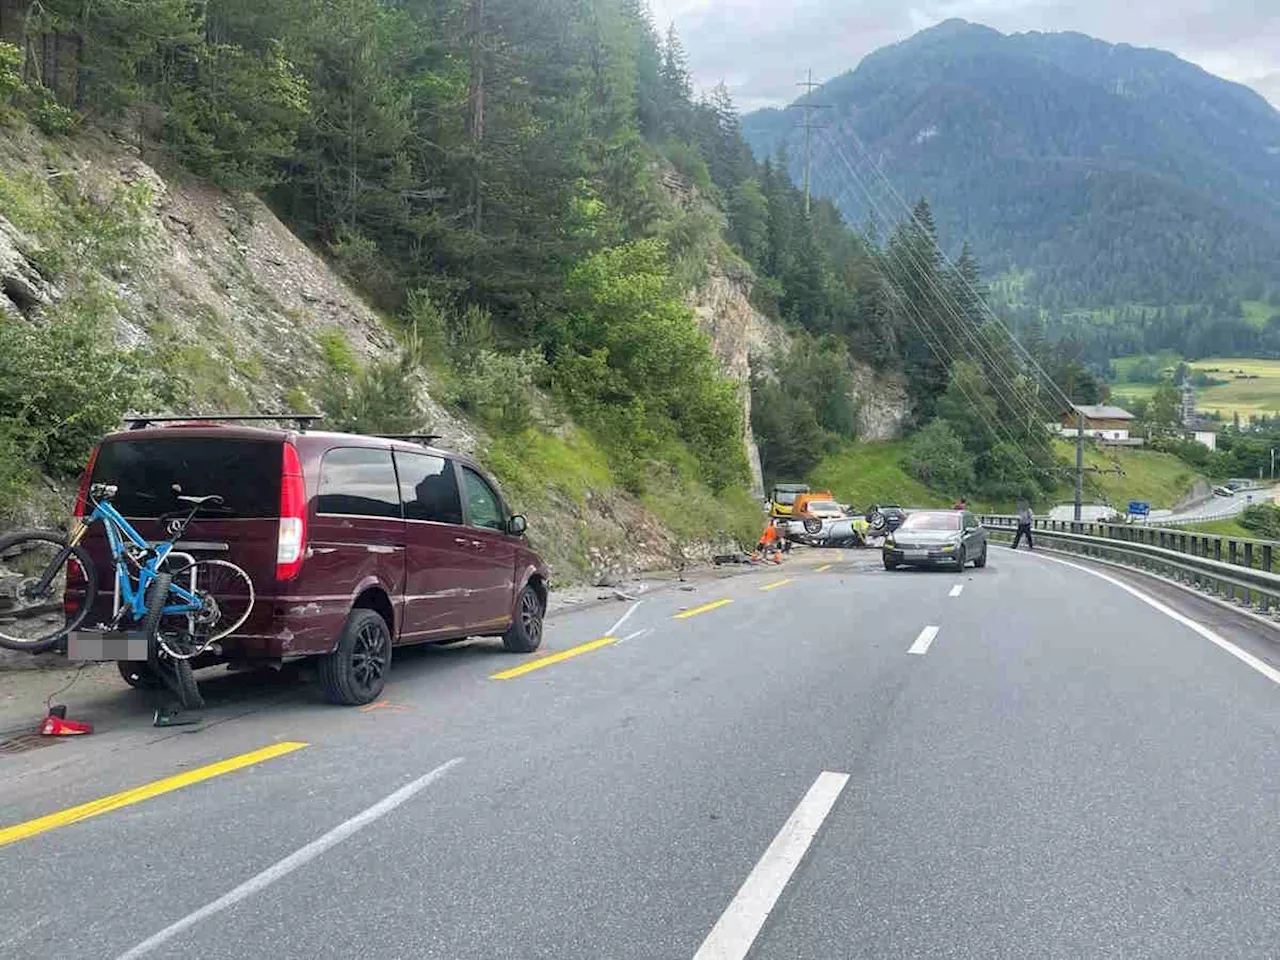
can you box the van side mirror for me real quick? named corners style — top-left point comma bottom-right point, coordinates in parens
top-left (507, 515), bottom-right (527, 536)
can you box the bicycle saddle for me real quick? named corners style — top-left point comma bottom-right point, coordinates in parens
top-left (176, 494), bottom-right (225, 507)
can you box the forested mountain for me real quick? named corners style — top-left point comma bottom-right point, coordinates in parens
top-left (743, 20), bottom-right (1280, 319)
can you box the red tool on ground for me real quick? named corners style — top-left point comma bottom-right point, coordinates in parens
top-left (39, 705), bottom-right (93, 736)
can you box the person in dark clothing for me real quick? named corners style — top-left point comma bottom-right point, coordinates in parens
top-left (1012, 500), bottom-right (1034, 550)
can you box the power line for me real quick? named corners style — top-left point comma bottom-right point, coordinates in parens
top-left (787, 70), bottom-right (832, 219)
top-left (805, 136), bottom-right (1060, 478)
top-left (834, 123), bottom-right (1075, 413)
top-left (812, 133), bottom-right (1053, 431)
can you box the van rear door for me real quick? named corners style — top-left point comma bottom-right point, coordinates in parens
top-left (82, 433), bottom-right (282, 634)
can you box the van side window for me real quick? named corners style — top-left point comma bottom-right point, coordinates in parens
top-left (396, 452), bottom-right (463, 524)
top-left (460, 466), bottom-right (505, 531)
top-left (317, 448), bottom-right (401, 519)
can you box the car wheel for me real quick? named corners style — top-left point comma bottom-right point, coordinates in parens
top-left (503, 585), bottom-right (544, 653)
top-left (973, 544), bottom-right (988, 569)
top-left (319, 608), bottom-right (391, 706)
top-left (117, 660), bottom-right (165, 690)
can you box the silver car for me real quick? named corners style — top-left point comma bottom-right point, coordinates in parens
top-left (883, 510), bottom-right (988, 571)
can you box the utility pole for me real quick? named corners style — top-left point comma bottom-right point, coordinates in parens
top-left (789, 69), bottom-right (831, 218)
top-left (1074, 407), bottom-right (1085, 526)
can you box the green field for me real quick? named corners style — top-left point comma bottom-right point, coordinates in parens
top-left (1108, 353), bottom-right (1280, 420)
top-left (1188, 357), bottom-right (1280, 418)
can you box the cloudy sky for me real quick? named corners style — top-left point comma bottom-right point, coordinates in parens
top-left (647, 0), bottom-right (1280, 111)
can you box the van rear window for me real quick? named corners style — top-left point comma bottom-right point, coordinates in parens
top-left (91, 438), bottom-right (282, 518)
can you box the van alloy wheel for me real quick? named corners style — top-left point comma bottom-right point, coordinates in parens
top-left (503, 585), bottom-right (545, 653)
top-left (518, 589), bottom-right (542, 647)
top-left (319, 609), bottom-right (392, 705)
top-left (352, 619), bottom-right (388, 693)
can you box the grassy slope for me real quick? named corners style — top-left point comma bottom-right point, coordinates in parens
top-left (808, 442), bottom-right (954, 511)
top-left (486, 427), bottom-right (764, 579)
top-left (1059, 441), bottom-right (1203, 509)
top-left (808, 440), bottom-right (1203, 514)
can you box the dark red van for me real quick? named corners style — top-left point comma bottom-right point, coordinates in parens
top-left (72, 422), bottom-right (548, 704)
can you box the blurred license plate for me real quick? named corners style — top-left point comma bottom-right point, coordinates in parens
top-left (67, 630), bottom-right (148, 662)
top-left (905, 549), bottom-right (929, 559)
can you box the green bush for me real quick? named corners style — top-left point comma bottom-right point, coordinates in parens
top-left (1239, 504), bottom-right (1280, 540)
top-left (316, 350), bottom-right (426, 436)
top-left (451, 348), bottom-right (545, 433)
top-left (552, 239), bottom-right (748, 491)
top-left (0, 299), bottom-right (154, 481)
top-left (0, 41), bottom-right (21, 104)
top-left (902, 420), bottom-right (976, 495)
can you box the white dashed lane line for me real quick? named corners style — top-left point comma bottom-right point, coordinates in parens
top-left (949, 584), bottom-right (963, 597)
top-left (693, 771), bottom-right (850, 960)
top-left (908, 625), bottom-right (940, 656)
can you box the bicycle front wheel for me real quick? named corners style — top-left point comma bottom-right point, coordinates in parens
top-left (0, 531), bottom-right (98, 652)
top-left (159, 559), bottom-right (255, 660)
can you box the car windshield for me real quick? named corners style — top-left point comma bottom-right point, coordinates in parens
top-left (809, 500), bottom-right (840, 512)
top-left (900, 512), bottom-right (961, 531)
top-left (774, 491), bottom-right (799, 505)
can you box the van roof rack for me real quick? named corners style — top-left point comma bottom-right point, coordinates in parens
top-left (376, 434), bottom-right (442, 445)
top-left (125, 414), bottom-right (324, 432)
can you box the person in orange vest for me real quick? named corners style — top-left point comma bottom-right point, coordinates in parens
top-left (756, 519), bottom-right (785, 561)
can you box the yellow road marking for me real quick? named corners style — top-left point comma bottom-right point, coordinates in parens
top-left (490, 637), bottom-right (616, 679)
top-left (674, 598), bottom-right (734, 620)
top-left (815, 564), bottom-right (833, 573)
top-left (0, 741), bottom-right (308, 849)
top-left (759, 578), bottom-right (794, 592)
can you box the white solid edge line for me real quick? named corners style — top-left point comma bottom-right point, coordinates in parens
top-left (1016, 551), bottom-right (1280, 687)
top-left (608, 600), bottom-right (642, 638)
top-left (115, 757), bottom-right (464, 960)
top-left (693, 771), bottom-right (850, 960)
top-left (949, 584), bottom-right (964, 597)
top-left (908, 625), bottom-right (940, 656)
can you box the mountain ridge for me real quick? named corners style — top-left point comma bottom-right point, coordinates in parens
top-left (743, 20), bottom-right (1280, 315)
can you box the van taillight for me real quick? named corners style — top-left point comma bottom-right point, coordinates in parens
top-left (276, 442), bottom-right (307, 581)
top-left (74, 446), bottom-right (100, 518)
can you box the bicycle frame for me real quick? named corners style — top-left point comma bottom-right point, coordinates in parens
top-left (71, 499), bottom-right (202, 626)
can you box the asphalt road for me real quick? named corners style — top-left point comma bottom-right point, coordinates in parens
top-left (3, 546), bottom-right (1280, 959)
top-left (1163, 486), bottom-right (1276, 523)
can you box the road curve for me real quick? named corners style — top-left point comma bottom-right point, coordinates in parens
top-left (2, 547), bottom-right (1280, 959)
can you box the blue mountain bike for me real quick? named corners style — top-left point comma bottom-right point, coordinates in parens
top-left (0, 483), bottom-right (254, 706)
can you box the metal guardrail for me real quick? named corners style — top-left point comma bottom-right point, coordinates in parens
top-left (979, 515), bottom-right (1280, 615)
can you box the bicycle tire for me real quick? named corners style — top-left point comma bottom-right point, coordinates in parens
top-left (144, 573), bottom-right (204, 710)
top-left (158, 559), bottom-right (255, 660)
top-left (0, 530), bottom-right (98, 653)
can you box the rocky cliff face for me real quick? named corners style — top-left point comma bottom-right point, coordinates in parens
top-left (849, 361), bottom-right (910, 440)
top-left (691, 261), bottom-right (783, 499)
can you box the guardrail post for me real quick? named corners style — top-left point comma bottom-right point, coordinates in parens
top-left (1264, 545), bottom-right (1274, 613)
top-left (1214, 539), bottom-right (1222, 562)
top-left (1244, 542), bottom-right (1255, 607)
top-left (1228, 541), bottom-right (1239, 601)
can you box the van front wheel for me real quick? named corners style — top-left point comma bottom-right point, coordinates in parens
top-left (503, 586), bottom-right (544, 653)
top-left (319, 609), bottom-right (391, 706)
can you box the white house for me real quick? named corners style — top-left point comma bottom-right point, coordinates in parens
top-left (1059, 405), bottom-right (1135, 441)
